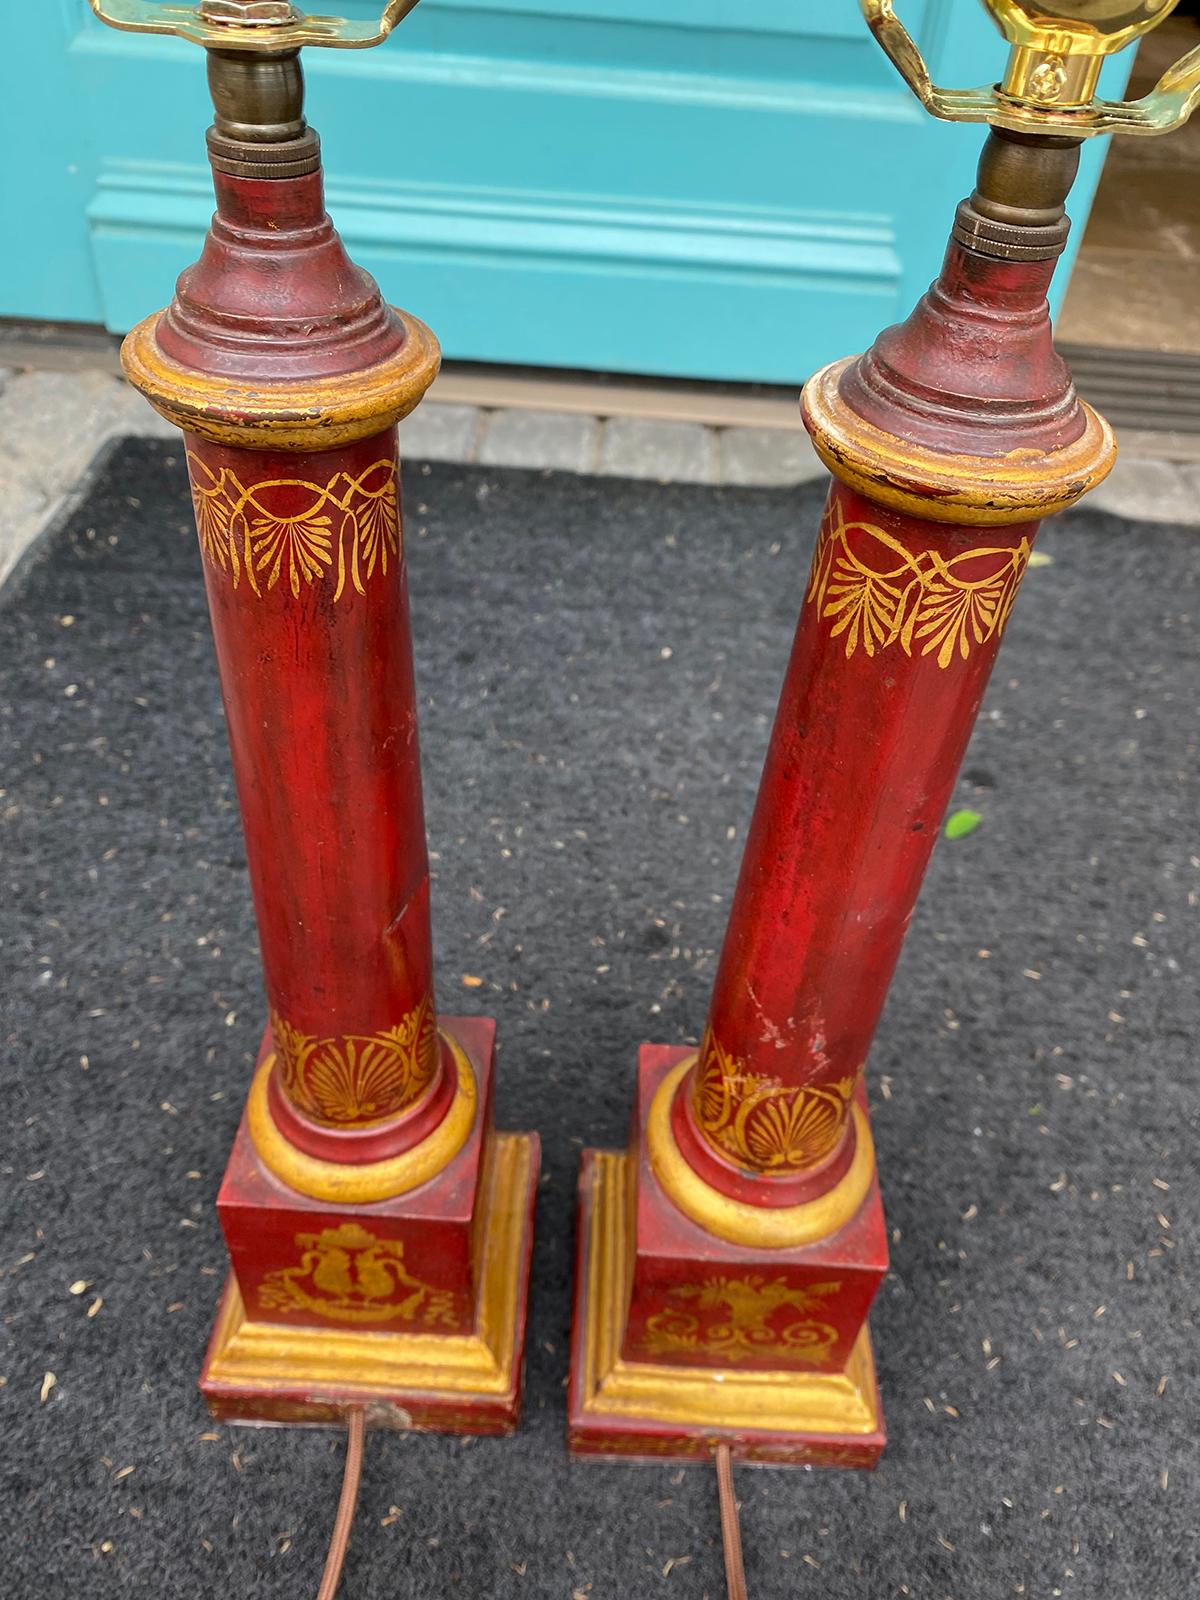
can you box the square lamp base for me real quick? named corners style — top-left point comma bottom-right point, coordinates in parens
top-left (199, 1016), bottom-right (539, 1434)
top-left (567, 1048), bottom-right (886, 1467)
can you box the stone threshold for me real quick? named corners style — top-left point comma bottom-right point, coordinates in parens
top-left (2, 363), bottom-right (1199, 593)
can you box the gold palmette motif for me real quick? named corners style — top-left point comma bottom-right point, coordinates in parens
top-left (807, 493), bottom-right (1030, 666)
top-left (271, 993), bottom-right (439, 1127)
top-left (694, 1031), bottom-right (855, 1174)
top-left (258, 1223), bottom-right (459, 1326)
top-left (641, 1278), bottom-right (841, 1366)
top-left (186, 452), bottom-right (401, 600)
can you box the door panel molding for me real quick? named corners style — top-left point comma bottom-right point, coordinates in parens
top-left (18, 0), bottom-right (1118, 381)
top-left (90, 161), bottom-right (901, 280)
top-left (419, 0), bottom-right (892, 39)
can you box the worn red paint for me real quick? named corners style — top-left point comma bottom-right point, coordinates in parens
top-left (570, 196), bottom-right (1085, 1464)
top-left (566, 1051), bottom-right (887, 1466)
top-left (676, 222), bottom-right (1081, 1207)
top-left (629, 1049), bottom-right (887, 1376)
top-left (842, 241), bottom-right (1083, 458)
top-left (216, 1018), bottom-right (495, 1341)
top-left (157, 169), bottom-right (406, 382)
top-left (185, 428), bottom-right (448, 1157)
top-left (153, 105), bottom-right (538, 1434)
top-left (203, 1018), bottom-right (540, 1433)
top-left (680, 485), bottom-right (1041, 1201)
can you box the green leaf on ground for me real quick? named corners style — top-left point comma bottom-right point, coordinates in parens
top-left (1028, 551), bottom-right (1054, 568)
top-left (945, 808), bottom-right (983, 840)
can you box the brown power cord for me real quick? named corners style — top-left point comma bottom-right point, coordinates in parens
top-left (312, 1411), bottom-right (748, 1600)
top-left (715, 1445), bottom-right (748, 1600)
top-left (316, 1407), bottom-right (367, 1600)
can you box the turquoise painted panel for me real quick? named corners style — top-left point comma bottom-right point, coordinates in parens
top-left (2, 2), bottom-right (105, 325)
top-left (6, 1), bottom-right (1129, 384)
top-left (420, 1), bottom-right (864, 31)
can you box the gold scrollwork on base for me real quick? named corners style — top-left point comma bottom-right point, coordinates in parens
top-left (271, 994), bottom-right (439, 1127)
top-left (807, 492), bottom-right (1030, 666)
top-left (202, 1131), bottom-right (538, 1427)
top-left (187, 451), bottom-right (401, 601)
top-left (258, 1223), bottom-right (458, 1326)
top-left (694, 1031), bottom-right (855, 1175)
top-left (641, 1277), bottom-right (841, 1366)
top-left (571, 1149), bottom-right (883, 1455)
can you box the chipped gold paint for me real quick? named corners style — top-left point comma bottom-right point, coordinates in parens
top-left (248, 1027), bottom-right (476, 1203)
top-left (648, 1057), bottom-right (876, 1249)
top-left (574, 1149), bottom-right (881, 1440)
top-left (802, 357), bottom-right (1116, 528)
top-left (204, 1132), bottom-right (536, 1407)
top-left (122, 308), bottom-right (440, 453)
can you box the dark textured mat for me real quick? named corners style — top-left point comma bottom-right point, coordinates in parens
top-left (1, 438), bottom-right (1196, 1598)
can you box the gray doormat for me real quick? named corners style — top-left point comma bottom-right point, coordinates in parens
top-left (1, 438), bottom-right (1195, 1597)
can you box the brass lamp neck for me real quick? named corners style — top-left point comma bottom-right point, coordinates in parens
top-left (205, 46), bottom-right (321, 178)
top-left (953, 127), bottom-right (1082, 261)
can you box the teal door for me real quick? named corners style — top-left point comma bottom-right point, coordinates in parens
top-left (9, 2), bottom-right (1124, 384)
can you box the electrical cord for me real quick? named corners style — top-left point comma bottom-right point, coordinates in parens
top-left (312, 1409), bottom-right (748, 1600)
top-left (715, 1444), bottom-right (748, 1600)
top-left (316, 1407), bottom-right (367, 1600)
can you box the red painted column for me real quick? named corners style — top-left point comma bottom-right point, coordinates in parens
top-left (187, 429), bottom-right (455, 1163)
top-left (157, 161), bottom-right (452, 1164)
top-left (674, 481), bottom-right (1040, 1207)
top-left (108, 38), bottom-right (540, 1433)
top-left (668, 236), bottom-right (1103, 1212)
top-left (570, 133), bottom-right (1116, 1465)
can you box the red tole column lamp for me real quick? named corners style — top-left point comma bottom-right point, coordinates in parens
top-left (569, 0), bottom-right (1200, 1465)
top-left (88, 0), bottom-right (539, 1433)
